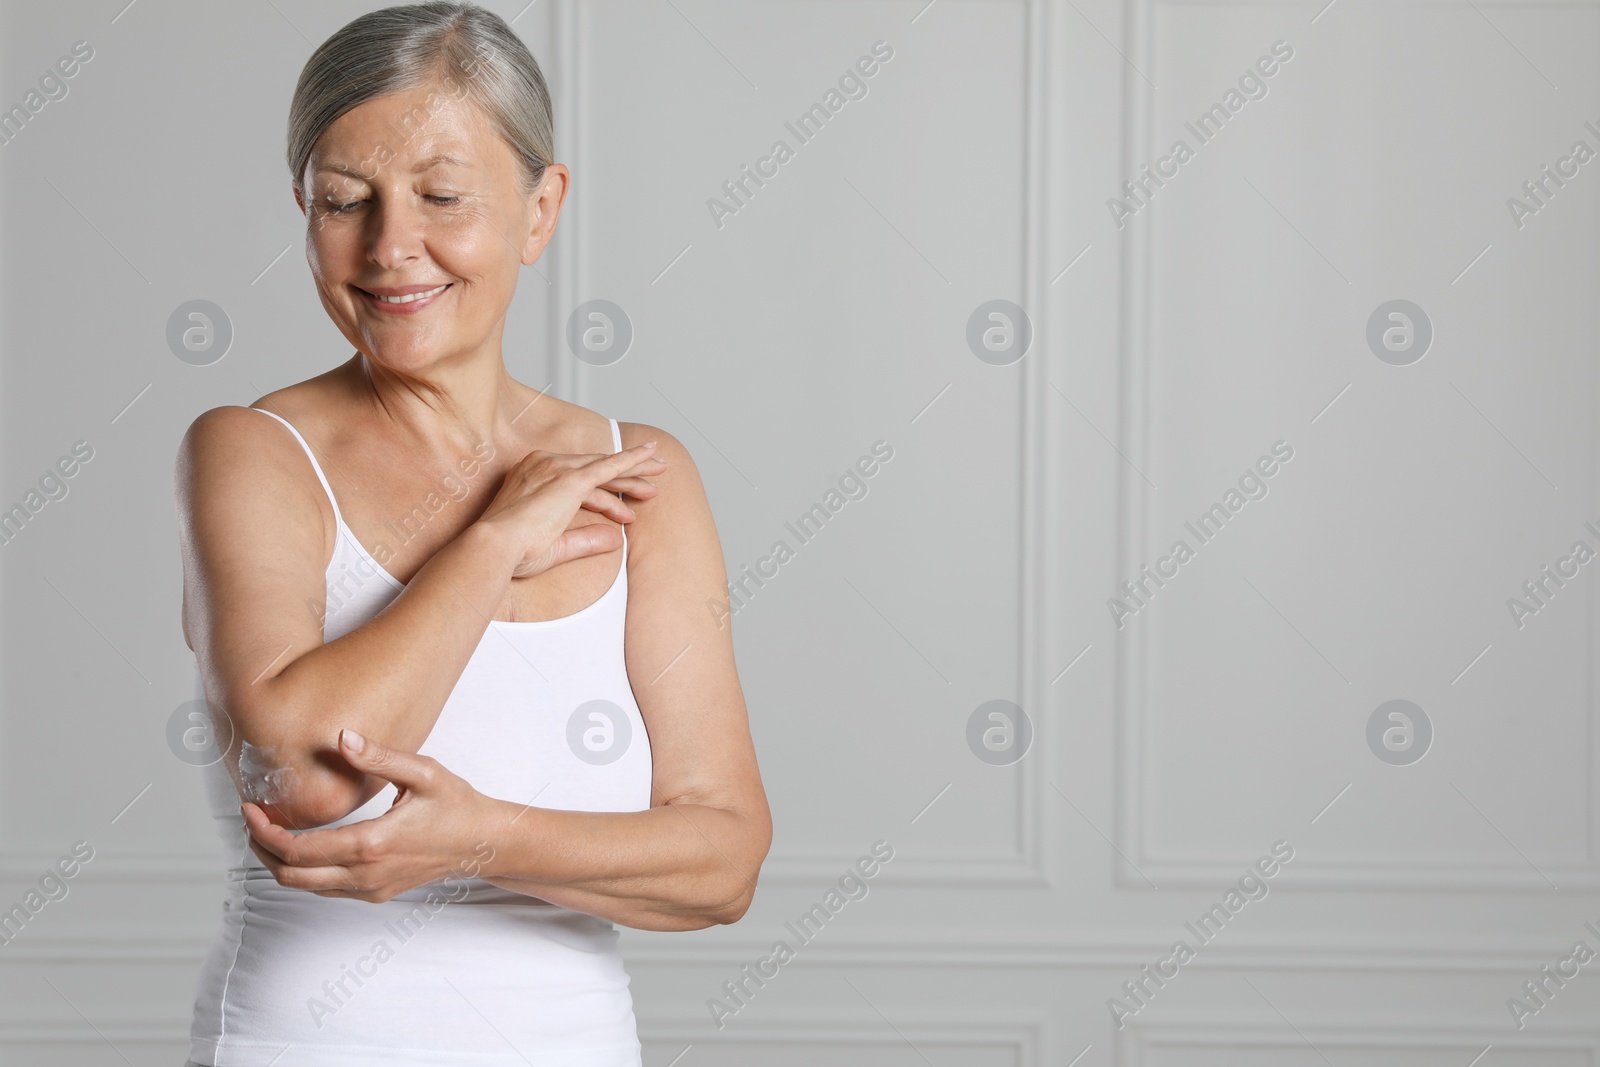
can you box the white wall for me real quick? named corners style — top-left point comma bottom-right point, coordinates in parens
top-left (1, 0), bottom-right (1596, 1063)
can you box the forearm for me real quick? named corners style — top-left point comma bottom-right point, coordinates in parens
top-left (238, 521), bottom-right (517, 826)
top-left (474, 797), bottom-right (765, 932)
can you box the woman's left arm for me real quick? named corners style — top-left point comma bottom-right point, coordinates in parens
top-left (242, 425), bottom-right (773, 931)
top-left (474, 423), bottom-right (772, 929)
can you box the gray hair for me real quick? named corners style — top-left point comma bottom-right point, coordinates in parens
top-left (286, 1), bottom-right (552, 199)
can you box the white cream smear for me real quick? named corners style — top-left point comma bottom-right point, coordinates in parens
top-left (238, 739), bottom-right (298, 807)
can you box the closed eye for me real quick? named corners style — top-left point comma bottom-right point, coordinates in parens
top-left (322, 195), bottom-right (462, 214)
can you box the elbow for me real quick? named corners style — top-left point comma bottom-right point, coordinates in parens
top-left (707, 809), bottom-right (772, 926)
top-left (710, 887), bottom-right (755, 926)
top-left (247, 779), bottom-right (358, 831)
top-left (222, 680), bottom-right (378, 829)
top-left (231, 727), bottom-right (367, 829)
top-left (238, 762), bottom-right (356, 830)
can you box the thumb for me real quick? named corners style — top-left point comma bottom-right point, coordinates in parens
top-left (340, 728), bottom-right (436, 791)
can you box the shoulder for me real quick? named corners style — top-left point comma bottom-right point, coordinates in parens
top-left (177, 405), bottom-right (287, 475)
top-left (613, 421), bottom-right (718, 561)
top-left (616, 421), bottom-right (694, 467)
top-left (177, 375), bottom-right (338, 481)
top-left (176, 404), bottom-right (309, 488)
top-left (616, 421), bottom-right (706, 501)
top-left (173, 403), bottom-right (335, 547)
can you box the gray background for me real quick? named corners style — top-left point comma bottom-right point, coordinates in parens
top-left (2, 0), bottom-right (1598, 1063)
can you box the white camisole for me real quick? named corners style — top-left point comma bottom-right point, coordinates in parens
top-left (186, 407), bottom-right (653, 1067)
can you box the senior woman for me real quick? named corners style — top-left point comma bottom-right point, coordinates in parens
top-left (171, 3), bottom-right (771, 1064)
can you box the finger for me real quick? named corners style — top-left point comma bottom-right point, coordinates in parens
top-left (574, 447), bottom-right (665, 469)
top-left (311, 887), bottom-right (386, 902)
top-left (242, 804), bottom-right (373, 900)
top-left (583, 443), bottom-right (666, 481)
top-left (245, 834), bottom-right (285, 875)
top-left (240, 802), bottom-right (297, 863)
top-left (525, 445), bottom-right (663, 481)
top-left (556, 451), bottom-right (663, 512)
top-left (281, 865), bottom-right (368, 893)
top-left (243, 801), bottom-right (371, 868)
top-left (243, 823), bottom-right (363, 890)
top-left (243, 838), bottom-right (351, 892)
top-left (339, 728), bottom-right (439, 793)
top-left (596, 475), bottom-right (661, 499)
top-left (578, 488), bottom-right (638, 523)
top-left (618, 453), bottom-right (668, 472)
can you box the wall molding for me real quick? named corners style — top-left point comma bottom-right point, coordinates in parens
top-left (1109, 0), bottom-right (1600, 892)
top-left (1123, 1019), bottom-right (1597, 1067)
top-left (1, 1014), bottom-right (1041, 1055)
top-left (0, 847), bottom-right (1049, 888)
top-left (554, 0), bottom-right (1054, 887)
top-left (0, 928), bottom-right (1573, 972)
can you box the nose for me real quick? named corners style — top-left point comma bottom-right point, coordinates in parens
top-left (366, 196), bottom-right (425, 271)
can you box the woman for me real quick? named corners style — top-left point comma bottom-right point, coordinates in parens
top-left (171, 3), bottom-right (771, 1063)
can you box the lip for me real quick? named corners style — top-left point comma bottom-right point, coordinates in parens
top-left (356, 282), bottom-right (451, 313)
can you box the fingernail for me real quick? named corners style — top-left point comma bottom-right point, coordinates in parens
top-left (342, 728), bottom-right (365, 753)
top-left (644, 440), bottom-right (658, 448)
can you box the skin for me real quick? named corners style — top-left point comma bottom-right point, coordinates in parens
top-left (173, 73), bottom-right (772, 930)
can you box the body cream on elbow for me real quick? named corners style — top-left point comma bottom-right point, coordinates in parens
top-left (237, 739), bottom-right (298, 808)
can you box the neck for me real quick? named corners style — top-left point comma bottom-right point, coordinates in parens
top-left (347, 347), bottom-right (538, 461)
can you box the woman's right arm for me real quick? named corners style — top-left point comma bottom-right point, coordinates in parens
top-left (173, 405), bottom-right (523, 831)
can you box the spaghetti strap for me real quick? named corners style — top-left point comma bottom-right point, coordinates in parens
top-left (249, 407), bottom-right (345, 529)
top-left (609, 416), bottom-right (629, 553)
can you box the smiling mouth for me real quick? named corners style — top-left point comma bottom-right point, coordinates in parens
top-left (360, 283), bottom-right (451, 304)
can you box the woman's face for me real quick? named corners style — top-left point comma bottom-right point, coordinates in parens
top-left (295, 78), bottom-right (563, 376)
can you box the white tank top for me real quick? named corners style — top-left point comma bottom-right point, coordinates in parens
top-left (187, 406), bottom-right (652, 1067)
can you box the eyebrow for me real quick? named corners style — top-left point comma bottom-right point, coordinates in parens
top-left (314, 153), bottom-right (473, 179)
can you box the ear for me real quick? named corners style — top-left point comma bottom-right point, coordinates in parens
top-left (521, 164), bottom-right (569, 266)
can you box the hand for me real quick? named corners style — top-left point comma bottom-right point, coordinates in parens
top-left (241, 728), bottom-right (496, 903)
top-left (475, 441), bottom-right (666, 580)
